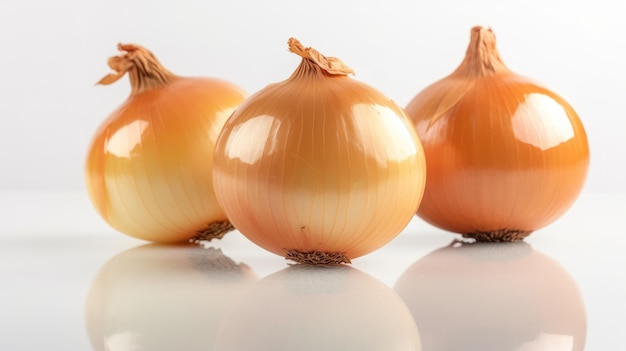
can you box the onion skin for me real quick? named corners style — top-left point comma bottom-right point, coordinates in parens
top-left (212, 38), bottom-right (427, 264)
top-left (404, 27), bottom-right (589, 240)
top-left (85, 44), bottom-right (247, 243)
top-left (394, 241), bottom-right (587, 351)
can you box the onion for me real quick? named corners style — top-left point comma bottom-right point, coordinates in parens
top-left (214, 265), bottom-right (422, 351)
top-left (84, 244), bottom-right (258, 351)
top-left (404, 27), bottom-right (589, 241)
top-left (394, 240), bottom-right (587, 351)
top-left (85, 44), bottom-right (247, 243)
top-left (212, 38), bottom-right (426, 264)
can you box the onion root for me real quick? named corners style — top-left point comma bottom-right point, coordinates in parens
top-left (286, 249), bottom-right (351, 265)
top-left (462, 229), bottom-right (532, 242)
top-left (192, 220), bottom-right (235, 242)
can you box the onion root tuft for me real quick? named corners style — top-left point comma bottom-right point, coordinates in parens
top-left (462, 229), bottom-right (532, 242)
top-left (285, 249), bottom-right (351, 265)
top-left (192, 220), bottom-right (235, 242)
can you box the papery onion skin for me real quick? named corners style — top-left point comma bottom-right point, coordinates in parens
top-left (212, 38), bottom-right (426, 264)
top-left (85, 44), bottom-right (247, 243)
top-left (404, 27), bottom-right (589, 240)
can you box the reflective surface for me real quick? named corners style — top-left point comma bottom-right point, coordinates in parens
top-left (85, 244), bottom-right (258, 351)
top-left (395, 240), bottom-right (586, 351)
top-left (0, 191), bottom-right (624, 350)
top-left (214, 264), bottom-right (421, 351)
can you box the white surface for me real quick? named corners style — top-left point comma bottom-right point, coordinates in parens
top-left (0, 190), bottom-right (623, 350)
top-left (0, 0), bottom-right (624, 192)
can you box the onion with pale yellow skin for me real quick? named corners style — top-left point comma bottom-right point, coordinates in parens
top-left (405, 27), bottom-right (589, 241)
top-left (212, 38), bottom-right (427, 264)
top-left (85, 44), bottom-right (247, 243)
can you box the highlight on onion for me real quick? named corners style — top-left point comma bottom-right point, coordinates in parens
top-left (214, 265), bottom-right (422, 351)
top-left (404, 26), bottom-right (589, 241)
top-left (394, 240), bottom-right (587, 351)
top-left (85, 43), bottom-right (247, 243)
top-left (212, 38), bottom-right (427, 264)
top-left (84, 244), bottom-right (258, 351)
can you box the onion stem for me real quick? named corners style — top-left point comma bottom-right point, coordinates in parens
top-left (287, 38), bottom-right (354, 78)
top-left (453, 26), bottom-right (511, 77)
top-left (97, 43), bottom-right (175, 94)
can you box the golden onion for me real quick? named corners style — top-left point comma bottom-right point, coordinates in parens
top-left (85, 44), bottom-right (247, 243)
top-left (212, 38), bottom-right (426, 264)
top-left (404, 27), bottom-right (589, 241)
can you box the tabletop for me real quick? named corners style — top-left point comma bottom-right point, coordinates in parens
top-left (0, 190), bottom-right (623, 350)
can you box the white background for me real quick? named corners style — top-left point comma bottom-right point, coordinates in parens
top-left (0, 0), bottom-right (624, 193)
top-left (0, 1), bottom-right (625, 350)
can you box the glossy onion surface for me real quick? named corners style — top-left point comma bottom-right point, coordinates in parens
top-left (212, 39), bottom-right (426, 263)
top-left (85, 244), bottom-right (258, 351)
top-left (394, 241), bottom-right (587, 351)
top-left (85, 44), bottom-right (247, 242)
top-left (405, 27), bottom-right (589, 240)
top-left (215, 265), bottom-right (422, 351)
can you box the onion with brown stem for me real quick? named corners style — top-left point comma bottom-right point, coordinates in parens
top-left (405, 26), bottom-right (590, 241)
top-left (212, 38), bottom-right (427, 264)
top-left (85, 43), bottom-right (247, 243)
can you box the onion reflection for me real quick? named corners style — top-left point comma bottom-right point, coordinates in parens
top-left (84, 244), bottom-right (258, 351)
top-left (394, 240), bottom-right (586, 351)
top-left (214, 264), bottom-right (422, 351)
